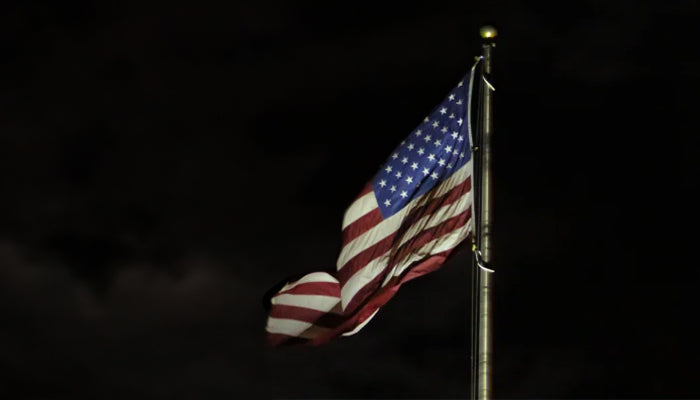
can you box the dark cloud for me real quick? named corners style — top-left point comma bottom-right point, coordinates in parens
top-left (0, 241), bottom-right (259, 397)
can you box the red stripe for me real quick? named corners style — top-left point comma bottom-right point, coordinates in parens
top-left (391, 208), bottom-right (471, 269)
top-left (343, 211), bottom-right (470, 313)
top-left (386, 179), bottom-right (470, 260)
top-left (356, 183), bottom-right (373, 197)
top-left (341, 208), bottom-right (383, 243)
top-left (268, 247), bottom-right (463, 347)
top-left (404, 176), bottom-right (471, 225)
top-left (269, 304), bottom-right (347, 328)
top-left (336, 231), bottom-right (397, 283)
top-left (306, 251), bottom-right (453, 346)
top-left (340, 176), bottom-right (471, 247)
top-left (343, 250), bottom-right (453, 314)
top-left (337, 177), bottom-right (471, 286)
top-left (278, 281), bottom-right (340, 297)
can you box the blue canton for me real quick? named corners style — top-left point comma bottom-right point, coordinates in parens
top-left (372, 72), bottom-right (473, 218)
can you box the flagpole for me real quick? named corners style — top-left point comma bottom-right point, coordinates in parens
top-left (472, 25), bottom-right (497, 400)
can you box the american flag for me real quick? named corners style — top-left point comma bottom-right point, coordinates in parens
top-left (265, 63), bottom-right (478, 346)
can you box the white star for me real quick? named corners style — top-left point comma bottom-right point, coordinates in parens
top-left (411, 162), bottom-right (418, 170)
top-left (458, 80), bottom-right (464, 87)
top-left (401, 157), bottom-right (408, 164)
top-left (459, 152), bottom-right (465, 159)
top-left (456, 99), bottom-right (463, 105)
top-left (432, 121), bottom-right (439, 128)
top-left (438, 158), bottom-right (445, 166)
top-left (422, 167), bottom-right (430, 176)
top-left (451, 131), bottom-right (458, 139)
top-left (457, 118), bottom-right (463, 126)
top-left (385, 165), bottom-right (393, 173)
top-left (400, 140), bottom-right (406, 146)
top-left (390, 185), bottom-right (397, 192)
top-left (392, 153), bottom-right (398, 159)
top-left (445, 145), bottom-right (452, 152)
top-left (458, 136), bottom-right (464, 142)
top-left (424, 134), bottom-right (432, 142)
top-left (439, 107), bottom-right (447, 115)
top-left (427, 153), bottom-right (436, 161)
top-left (417, 148), bottom-right (425, 155)
top-left (405, 176), bottom-right (413, 184)
top-left (395, 171), bottom-right (402, 178)
top-left (447, 163), bottom-right (453, 169)
top-left (379, 179), bottom-right (387, 187)
top-left (424, 117), bottom-right (430, 122)
top-left (407, 143), bottom-right (415, 150)
top-left (448, 94), bottom-right (455, 101)
top-left (415, 129), bottom-right (422, 136)
top-left (384, 199), bottom-right (391, 206)
top-left (434, 139), bottom-right (441, 147)
top-left (431, 172), bottom-right (439, 180)
top-left (400, 190), bottom-right (408, 198)
top-left (441, 126), bottom-right (448, 133)
top-left (449, 113), bottom-right (455, 119)
top-left (453, 149), bottom-right (459, 155)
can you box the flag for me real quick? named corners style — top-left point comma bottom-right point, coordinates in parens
top-left (265, 62), bottom-right (478, 346)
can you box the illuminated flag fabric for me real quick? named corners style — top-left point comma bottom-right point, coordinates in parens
top-left (265, 63), bottom-right (478, 346)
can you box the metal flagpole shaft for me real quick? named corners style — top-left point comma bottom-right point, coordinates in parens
top-left (474, 24), bottom-right (497, 400)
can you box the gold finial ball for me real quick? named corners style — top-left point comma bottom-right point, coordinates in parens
top-left (480, 25), bottom-right (498, 39)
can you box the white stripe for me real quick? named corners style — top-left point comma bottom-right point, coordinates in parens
top-left (389, 217), bottom-right (472, 281)
top-left (337, 205), bottom-right (407, 270)
top-left (396, 191), bottom-right (472, 249)
top-left (265, 317), bottom-right (331, 339)
top-left (340, 250), bottom-right (391, 309)
top-left (278, 271), bottom-right (338, 294)
top-left (424, 192), bottom-right (471, 230)
top-left (340, 196), bottom-right (471, 306)
top-left (341, 191), bottom-right (378, 230)
top-left (337, 160), bottom-right (472, 271)
top-left (271, 294), bottom-right (341, 313)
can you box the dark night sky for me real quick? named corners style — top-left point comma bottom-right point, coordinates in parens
top-left (1, 1), bottom-right (699, 399)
